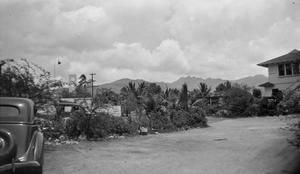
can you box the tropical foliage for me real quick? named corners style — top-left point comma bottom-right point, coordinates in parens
top-left (0, 58), bottom-right (61, 104)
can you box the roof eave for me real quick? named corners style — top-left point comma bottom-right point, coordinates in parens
top-left (257, 63), bottom-right (268, 68)
top-left (258, 82), bottom-right (274, 87)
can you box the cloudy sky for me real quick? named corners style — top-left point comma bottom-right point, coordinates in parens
top-left (1, 0), bottom-right (300, 84)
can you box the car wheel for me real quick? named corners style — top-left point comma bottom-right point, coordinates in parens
top-left (0, 129), bottom-right (17, 165)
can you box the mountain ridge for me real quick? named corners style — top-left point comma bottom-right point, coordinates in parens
top-left (95, 75), bottom-right (267, 93)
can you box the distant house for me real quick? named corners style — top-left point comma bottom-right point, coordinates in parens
top-left (257, 49), bottom-right (300, 97)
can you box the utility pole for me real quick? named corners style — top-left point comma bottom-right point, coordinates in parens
top-left (90, 73), bottom-right (96, 99)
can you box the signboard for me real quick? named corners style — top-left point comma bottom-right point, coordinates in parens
top-left (95, 105), bottom-right (122, 117)
top-left (60, 98), bottom-right (92, 109)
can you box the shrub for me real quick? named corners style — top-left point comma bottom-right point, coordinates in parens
top-left (204, 104), bottom-right (220, 116)
top-left (223, 87), bottom-right (253, 117)
top-left (170, 109), bottom-right (189, 128)
top-left (188, 108), bottom-right (207, 127)
top-left (35, 118), bottom-right (64, 140)
top-left (149, 111), bottom-right (174, 130)
top-left (111, 116), bottom-right (138, 135)
top-left (169, 108), bottom-right (208, 128)
top-left (87, 113), bottom-right (139, 138)
top-left (259, 97), bottom-right (278, 116)
top-left (215, 109), bottom-right (231, 117)
top-left (86, 113), bottom-right (112, 138)
top-left (278, 90), bottom-right (300, 114)
top-left (243, 103), bottom-right (260, 116)
top-left (65, 111), bottom-right (89, 138)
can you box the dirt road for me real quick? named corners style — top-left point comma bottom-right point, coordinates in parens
top-left (44, 116), bottom-right (300, 174)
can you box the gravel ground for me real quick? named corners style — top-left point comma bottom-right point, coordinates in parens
top-left (44, 116), bottom-right (300, 174)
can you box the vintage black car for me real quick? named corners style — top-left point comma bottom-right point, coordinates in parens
top-left (0, 97), bottom-right (44, 174)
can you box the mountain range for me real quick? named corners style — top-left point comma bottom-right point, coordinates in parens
top-left (95, 75), bottom-right (267, 93)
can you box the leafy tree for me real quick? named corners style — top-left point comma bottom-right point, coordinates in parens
top-left (0, 58), bottom-right (60, 104)
top-left (94, 88), bottom-right (120, 107)
top-left (216, 81), bottom-right (231, 92)
top-left (146, 83), bottom-right (162, 95)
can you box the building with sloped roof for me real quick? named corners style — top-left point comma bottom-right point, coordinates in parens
top-left (257, 49), bottom-right (300, 96)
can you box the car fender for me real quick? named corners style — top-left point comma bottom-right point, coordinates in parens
top-left (19, 131), bottom-right (44, 167)
top-left (33, 132), bottom-right (44, 167)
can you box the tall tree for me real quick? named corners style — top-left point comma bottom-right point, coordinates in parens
top-left (179, 83), bottom-right (189, 111)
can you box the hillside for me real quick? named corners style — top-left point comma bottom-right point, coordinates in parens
top-left (95, 75), bottom-right (267, 93)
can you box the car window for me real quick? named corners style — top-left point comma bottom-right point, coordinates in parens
top-left (0, 105), bottom-right (20, 117)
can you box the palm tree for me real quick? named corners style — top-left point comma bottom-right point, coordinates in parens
top-left (78, 74), bottom-right (87, 88)
top-left (75, 74), bottom-right (91, 98)
top-left (190, 82), bottom-right (211, 106)
top-left (162, 88), bottom-right (179, 109)
top-left (120, 82), bottom-right (140, 116)
top-left (199, 82), bottom-right (211, 98)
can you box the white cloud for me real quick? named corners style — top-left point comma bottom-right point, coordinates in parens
top-left (1, 0), bottom-right (300, 83)
top-left (62, 6), bottom-right (106, 23)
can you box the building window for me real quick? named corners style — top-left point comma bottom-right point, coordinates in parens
top-left (278, 63), bottom-right (300, 76)
top-left (293, 63), bottom-right (300, 74)
top-left (285, 63), bottom-right (292, 75)
top-left (278, 64), bottom-right (285, 76)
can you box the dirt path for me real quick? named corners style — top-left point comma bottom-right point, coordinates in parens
top-left (44, 116), bottom-right (300, 174)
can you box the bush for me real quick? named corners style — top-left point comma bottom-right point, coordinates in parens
top-left (35, 118), bottom-right (64, 140)
top-left (170, 109), bottom-right (189, 128)
top-left (169, 108), bottom-right (207, 128)
top-left (111, 116), bottom-right (138, 135)
top-left (87, 113), bottom-right (139, 138)
top-left (188, 108), bottom-right (207, 127)
top-left (223, 87), bottom-right (253, 117)
top-left (259, 97), bottom-right (278, 116)
top-left (215, 109), bottom-right (231, 117)
top-left (149, 111), bottom-right (174, 130)
top-left (278, 90), bottom-right (300, 114)
top-left (243, 103), bottom-right (260, 116)
top-left (64, 111), bottom-right (89, 138)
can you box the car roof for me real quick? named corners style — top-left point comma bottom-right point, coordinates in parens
top-left (0, 97), bottom-right (35, 123)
